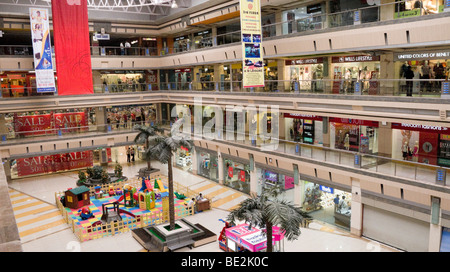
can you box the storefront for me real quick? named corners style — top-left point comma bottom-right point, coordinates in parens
top-left (100, 70), bottom-right (146, 92)
top-left (301, 180), bottom-right (351, 229)
top-left (192, 29), bottom-right (212, 50)
top-left (174, 35), bottom-right (190, 53)
top-left (196, 148), bottom-right (219, 182)
top-left (331, 55), bottom-right (380, 94)
top-left (0, 71), bottom-right (53, 97)
top-left (223, 155), bottom-right (251, 194)
top-left (175, 68), bottom-right (192, 90)
top-left (174, 146), bottom-right (192, 172)
top-left (145, 70), bottom-right (159, 91)
top-left (256, 166), bottom-right (295, 202)
top-left (391, 122), bottom-right (450, 166)
top-left (284, 113), bottom-right (323, 145)
top-left (264, 60), bottom-right (278, 91)
top-left (330, 117), bottom-right (379, 153)
top-left (394, 49), bottom-right (450, 94)
top-left (106, 105), bottom-right (156, 130)
top-left (285, 57), bottom-right (325, 92)
top-left (282, 3), bottom-right (326, 34)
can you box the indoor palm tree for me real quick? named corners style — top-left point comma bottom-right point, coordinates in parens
top-left (134, 124), bottom-right (164, 176)
top-left (227, 185), bottom-right (310, 252)
top-left (146, 118), bottom-right (193, 230)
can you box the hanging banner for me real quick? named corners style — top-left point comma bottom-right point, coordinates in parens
top-left (29, 8), bottom-right (56, 93)
top-left (240, 0), bottom-right (264, 88)
top-left (16, 150), bottom-right (93, 177)
top-left (51, 0), bottom-right (93, 96)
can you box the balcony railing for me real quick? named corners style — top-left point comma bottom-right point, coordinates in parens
top-left (0, 0), bottom-right (446, 57)
top-left (1, 79), bottom-right (449, 98)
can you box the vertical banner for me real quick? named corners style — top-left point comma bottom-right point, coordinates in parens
top-left (240, 0), bottom-right (265, 88)
top-left (29, 8), bottom-right (56, 93)
top-left (51, 0), bottom-right (93, 95)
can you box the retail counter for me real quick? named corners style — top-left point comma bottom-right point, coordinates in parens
top-left (196, 199), bottom-right (210, 212)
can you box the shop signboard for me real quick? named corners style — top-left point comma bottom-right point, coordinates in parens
top-left (329, 117), bottom-right (379, 127)
top-left (51, 0), bottom-right (94, 95)
top-left (394, 50), bottom-right (450, 61)
top-left (285, 57), bottom-right (324, 66)
top-left (283, 113), bottom-right (323, 121)
top-left (319, 185), bottom-right (334, 194)
top-left (240, 0), bottom-right (264, 88)
top-left (392, 123), bottom-right (450, 133)
top-left (16, 150), bottom-right (93, 177)
top-left (332, 55), bottom-right (380, 63)
top-left (29, 8), bottom-right (56, 93)
top-left (394, 9), bottom-right (421, 19)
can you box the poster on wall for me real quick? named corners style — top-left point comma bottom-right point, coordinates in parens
top-left (29, 8), bottom-right (56, 93)
top-left (240, 0), bottom-right (265, 88)
top-left (51, 0), bottom-right (94, 95)
top-left (14, 112), bottom-right (88, 136)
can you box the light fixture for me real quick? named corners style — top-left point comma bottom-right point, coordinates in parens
top-left (171, 1), bottom-right (178, 8)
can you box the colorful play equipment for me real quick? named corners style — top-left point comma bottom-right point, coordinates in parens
top-left (218, 219), bottom-right (234, 251)
top-left (139, 191), bottom-right (155, 210)
top-left (94, 186), bottom-right (103, 199)
top-left (108, 185), bottom-right (115, 196)
top-left (78, 207), bottom-right (94, 220)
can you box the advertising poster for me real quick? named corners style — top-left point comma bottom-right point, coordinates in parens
top-left (14, 112), bottom-right (88, 136)
top-left (29, 8), bottom-right (56, 93)
top-left (51, 0), bottom-right (94, 95)
top-left (16, 150), bottom-right (93, 177)
top-left (240, 0), bottom-right (264, 88)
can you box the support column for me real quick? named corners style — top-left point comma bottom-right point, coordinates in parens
top-left (218, 148), bottom-right (224, 185)
top-left (429, 196), bottom-right (442, 252)
top-left (95, 107), bottom-right (108, 132)
top-left (380, 52), bottom-right (395, 95)
top-left (214, 64), bottom-right (224, 92)
top-left (0, 114), bottom-right (8, 141)
top-left (350, 178), bottom-right (363, 236)
top-left (275, 11), bottom-right (283, 36)
top-left (277, 59), bottom-right (287, 92)
top-left (322, 117), bottom-right (331, 148)
top-left (377, 122), bottom-right (392, 158)
top-left (249, 167), bottom-right (257, 197)
top-left (211, 27), bottom-right (217, 47)
top-left (191, 148), bottom-right (198, 175)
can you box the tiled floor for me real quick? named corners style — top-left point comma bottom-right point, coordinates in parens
top-left (6, 159), bottom-right (400, 252)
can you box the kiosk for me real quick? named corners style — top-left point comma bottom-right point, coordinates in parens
top-left (223, 223), bottom-right (285, 252)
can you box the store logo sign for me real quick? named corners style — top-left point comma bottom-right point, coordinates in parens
top-left (319, 185), bottom-right (334, 194)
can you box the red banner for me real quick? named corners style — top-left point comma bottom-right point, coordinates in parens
top-left (16, 150), bottom-right (93, 177)
top-left (14, 114), bottom-right (52, 136)
top-left (51, 0), bottom-right (93, 96)
top-left (14, 112), bottom-right (87, 136)
top-left (54, 112), bottom-right (88, 132)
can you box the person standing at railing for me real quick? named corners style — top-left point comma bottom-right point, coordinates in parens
top-left (125, 41), bottom-right (131, 55)
top-left (120, 42), bottom-right (124, 55)
top-left (405, 65), bottom-right (414, 97)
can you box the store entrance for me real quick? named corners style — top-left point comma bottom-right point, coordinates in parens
top-left (301, 181), bottom-right (351, 230)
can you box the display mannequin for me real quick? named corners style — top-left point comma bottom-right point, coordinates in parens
top-left (344, 134), bottom-right (350, 150)
top-left (421, 61), bottom-right (431, 92)
top-left (413, 141), bottom-right (419, 162)
top-left (402, 141), bottom-right (410, 160)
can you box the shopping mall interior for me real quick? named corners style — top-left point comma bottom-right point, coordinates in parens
top-left (0, 0), bottom-right (450, 254)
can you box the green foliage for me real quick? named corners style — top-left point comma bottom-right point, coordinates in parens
top-left (78, 170), bottom-right (86, 181)
top-left (101, 171), bottom-right (110, 183)
top-left (114, 164), bottom-right (123, 177)
top-left (92, 165), bottom-right (104, 179)
top-left (86, 167), bottom-right (94, 178)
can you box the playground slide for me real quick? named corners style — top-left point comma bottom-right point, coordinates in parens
top-left (144, 180), bottom-right (153, 192)
top-left (157, 180), bottom-right (167, 193)
top-left (117, 195), bottom-right (124, 202)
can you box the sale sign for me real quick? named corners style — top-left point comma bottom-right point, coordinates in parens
top-left (14, 114), bottom-right (52, 136)
top-left (54, 112), bottom-right (88, 133)
top-left (16, 150), bottom-right (93, 177)
top-left (228, 166), bottom-right (234, 178)
top-left (239, 170), bottom-right (246, 182)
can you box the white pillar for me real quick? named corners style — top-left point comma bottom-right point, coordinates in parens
top-left (350, 178), bottom-right (363, 236)
top-left (218, 148), bottom-right (224, 185)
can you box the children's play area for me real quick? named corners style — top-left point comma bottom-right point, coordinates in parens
top-left (56, 175), bottom-right (199, 242)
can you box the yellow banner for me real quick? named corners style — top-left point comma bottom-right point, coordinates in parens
top-left (240, 0), bottom-right (264, 88)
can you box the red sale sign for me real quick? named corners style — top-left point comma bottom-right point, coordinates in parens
top-left (16, 150), bottom-right (93, 177)
top-left (14, 114), bottom-right (52, 136)
top-left (54, 112), bottom-right (88, 133)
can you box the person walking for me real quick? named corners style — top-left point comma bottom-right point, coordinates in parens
top-left (126, 147), bottom-right (131, 163)
top-left (131, 147), bottom-right (135, 162)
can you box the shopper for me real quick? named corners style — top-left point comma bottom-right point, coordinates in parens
top-left (333, 195), bottom-right (340, 211)
top-left (405, 65), bottom-right (414, 97)
top-left (131, 147), bottom-right (135, 162)
top-left (126, 147), bottom-right (131, 163)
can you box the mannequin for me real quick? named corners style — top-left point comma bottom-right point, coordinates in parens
top-left (421, 61), bottom-right (431, 92)
top-left (344, 134), bottom-right (350, 150)
top-left (402, 141), bottom-right (410, 160)
top-left (413, 141), bottom-right (419, 162)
